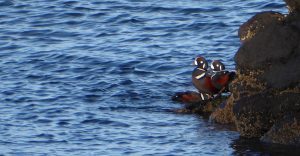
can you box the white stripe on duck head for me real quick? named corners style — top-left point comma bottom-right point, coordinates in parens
top-left (211, 60), bottom-right (225, 72)
top-left (193, 56), bottom-right (208, 71)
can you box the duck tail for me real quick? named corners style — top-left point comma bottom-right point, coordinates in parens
top-left (172, 91), bottom-right (204, 104)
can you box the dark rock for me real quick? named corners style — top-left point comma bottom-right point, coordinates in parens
top-left (235, 21), bottom-right (300, 73)
top-left (232, 0), bottom-right (300, 143)
top-left (174, 102), bottom-right (213, 115)
top-left (285, 0), bottom-right (300, 13)
top-left (229, 72), bottom-right (266, 99)
top-left (261, 113), bottom-right (300, 145)
top-left (173, 94), bottom-right (228, 117)
top-left (238, 12), bottom-right (284, 43)
top-left (263, 54), bottom-right (300, 88)
top-left (210, 95), bottom-right (235, 124)
top-left (233, 92), bottom-right (300, 138)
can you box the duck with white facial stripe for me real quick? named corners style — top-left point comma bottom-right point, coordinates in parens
top-left (210, 60), bottom-right (232, 95)
top-left (172, 56), bottom-right (236, 104)
top-left (192, 56), bottom-right (212, 100)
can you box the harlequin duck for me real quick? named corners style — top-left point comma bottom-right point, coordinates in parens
top-left (210, 60), bottom-right (236, 95)
top-left (172, 56), bottom-right (212, 103)
top-left (172, 57), bottom-right (236, 104)
top-left (191, 56), bottom-right (214, 99)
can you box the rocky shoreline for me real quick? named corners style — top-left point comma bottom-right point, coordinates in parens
top-left (175, 0), bottom-right (300, 146)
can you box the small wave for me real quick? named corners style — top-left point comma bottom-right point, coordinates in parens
top-left (48, 31), bottom-right (80, 38)
top-left (147, 63), bottom-right (177, 71)
top-left (185, 22), bottom-right (228, 30)
top-left (89, 12), bottom-right (106, 18)
top-left (74, 7), bottom-right (95, 11)
top-left (0, 45), bottom-right (23, 50)
top-left (35, 119), bottom-right (53, 123)
top-left (180, 7), bottom-right (223, 14)
top-left (261, 3), bottom-right (285, 9)
top-left (62, 1), bottom-right (78, 6)
top-left (81, 118), bottom-right (113, 124)
top-left (0, 14), bottom-right (8, 18)
top-left (146, 6), bottom-right (178, 13)
top-left (25, 74), bottom-right (52, 80)
top-left (118, 18), bottom-right (145, 24)
top-left (95, 32), bottom-right (117, 37)
top-left (57, 121), bottom-right (70, 126)
top-left (0, 0), bottom-right (13, 7)
top-left (82, 94), bottom-right (101, 103)
top-left (15, 114), bottom-right (38, 120)
top-left (44, 53), bottom-right (78, 61)
top-left (81, 118), bottom-right (130, 127)
top-left (2, 90), bottom-right (15, 96)
top-left (103, 13), bottom-right (131, 24)
top-left (61, 12), bottom-right (85, 18)
top-left (32, 13), bottom-right (57, 18)
top-left (98, 105), bottom-right (164, 112)
top-left (28, 140), bottom-right (68, 144)
top-left (35, 133), bottom-right (55, 139)
top-left (121, 37), bottom-right (152, 43)
top-left (11, 10), bottom-right (30, 14)
top-left (119, 79), bottom-right (134, 85)
top-left (133, 69), bottom-right (154, 75)
top-left (63, 20), bottom-right (83, 26)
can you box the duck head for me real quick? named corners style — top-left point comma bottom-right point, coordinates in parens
top-left (193, 56), bottom-right (208, 70)
top-left (211, 60), bottom-right (225, 72)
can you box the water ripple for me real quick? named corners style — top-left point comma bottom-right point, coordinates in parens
top-left (0, 0), bottom-right (289, 155)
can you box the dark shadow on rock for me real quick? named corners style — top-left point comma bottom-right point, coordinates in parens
top-left (261, 113), bottom-right (300, 145)
top-left (231, 137), bottom-right (300, 156)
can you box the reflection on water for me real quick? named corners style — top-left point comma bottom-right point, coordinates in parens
top-left (232, 137), bottom-right (300, 156)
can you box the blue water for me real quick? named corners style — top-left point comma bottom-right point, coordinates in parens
top-left (0, 0), bottom-right (289, 155)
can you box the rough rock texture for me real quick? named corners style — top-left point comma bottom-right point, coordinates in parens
top-left (210, 95), bottom-right (235, 124)
top-left (261, 113), bottom-right (300, 145)
top-left (233, 92), bottom-right (300, 137)
top-left (236, 16), bottom-right (300, 88)
top-left (238, 12), bottom-right (284, 43)
top-left (285, 0), bottom-right (300, 12)
top-left (231, 0), bottom-right (300, 145)
top-left (174, 95), bottom-right (228, 117)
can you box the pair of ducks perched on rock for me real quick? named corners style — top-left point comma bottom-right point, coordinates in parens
top-left (173, 56), bottom-right (236, 104)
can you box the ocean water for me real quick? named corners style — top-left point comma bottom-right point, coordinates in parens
top-left (0, 0), bottom-right (292, 155)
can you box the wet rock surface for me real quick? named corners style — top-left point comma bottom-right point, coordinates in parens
top-left (261, 113), bottom-right (300, 145)
top-left (232, 0), bottom-right (300, 145)
top-left (233, 92), bottom-right (300, 138)
top-left (210, 95), bottom-right (235, 124)
top-left (238, 12), bottom-right (284, 43)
